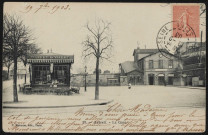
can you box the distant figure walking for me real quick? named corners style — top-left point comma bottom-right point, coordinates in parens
top-left (128, 83), bottom-right (131, 89)
top-left (164, 80), bottom-right (166, 86)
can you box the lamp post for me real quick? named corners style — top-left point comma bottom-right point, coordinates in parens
top-left (84, 66), bottom-right (87, 92)
top-left (177, 51), bottom-right (183, 86)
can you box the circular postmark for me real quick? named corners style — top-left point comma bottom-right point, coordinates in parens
top-left (156, 21), bottom-right (197, 59)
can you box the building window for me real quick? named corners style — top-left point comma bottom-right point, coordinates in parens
top-left (168, 60), bottom-right (173, 68)
top-left (149, 60), bottom-right (154, 69)
top-left (34, 65), bottom-right (50, 84)
top-left (159, 60), bottom-right (163, 69)
top-left (54, 65), bottom-right (67, 84)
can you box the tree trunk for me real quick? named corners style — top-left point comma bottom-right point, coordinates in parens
top-left (24, 65), bottom-right (27, 84)
top-left (7, 67), bottom-right (10, 80)
top-left (95, 57), bottom-right (99, 100)
top-left (29, 65), bottom-right (32, 84)
top-left (13, 52), bottom-right (18, 102)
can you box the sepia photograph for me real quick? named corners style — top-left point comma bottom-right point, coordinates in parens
top-left (2, 2), bottom-right (206, 133)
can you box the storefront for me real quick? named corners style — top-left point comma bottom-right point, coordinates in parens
top-left (148, 74), bottom-right (155, 85)
top-left (158, 73), bottom-right (165, 85)
top-left (27, 52), bottom-right (74, 89)
top-left (107, 78), bottom-right (119, 86)
top-left (168, 74), bottom-right (174, 85)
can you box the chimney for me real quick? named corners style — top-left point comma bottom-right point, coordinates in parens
top-left (137, 41), bottom-right (140, 49)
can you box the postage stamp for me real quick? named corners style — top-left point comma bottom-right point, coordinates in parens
top-left (172, 5), bottom-right (200, 38)
top-left (156, 4), bottom-right (200, 59)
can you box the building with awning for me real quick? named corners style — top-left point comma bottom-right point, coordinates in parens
top-left (133, 48), bottom-right (180, 85)
top-left (27, 51), bottom-right (74, 89)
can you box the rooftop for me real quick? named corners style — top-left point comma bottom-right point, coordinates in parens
top-left (120, 61), bottom-right (139, 73)
top-left (133, 48), bottom-right (159, 56)
top-left (27, 52), bottom-right (74, 64)
top-left (137, 50), bottom-right (176, 62)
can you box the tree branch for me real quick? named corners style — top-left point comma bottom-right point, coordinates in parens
top-left (86, 22), bottom-right (98, 38)
top-left (84, 52), bottom-right (96, 58)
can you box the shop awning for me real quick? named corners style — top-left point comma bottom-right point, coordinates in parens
top-left (168, 74), bottom-right (174, 77)
top-left (28, 52), bottom-right (74, 64)
top-left (182, 74), bottom-right (187, 77)
top-left (27, 59), bottom-right (74, 63)
top-left (158, 74), bottom-right (164, 77)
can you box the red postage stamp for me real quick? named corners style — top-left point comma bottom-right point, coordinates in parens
top-left (172, 5), bottom-right (200, 38)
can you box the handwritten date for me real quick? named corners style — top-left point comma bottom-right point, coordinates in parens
top-left (20, 3), bottom-right (70, 14)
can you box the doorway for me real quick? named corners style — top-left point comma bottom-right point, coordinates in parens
top-left (148, 74), bottom-right (154, 85)
top-left (168, 77), bottom-right (173, 85)
top-left (158, 76), bottom-right (165, 85)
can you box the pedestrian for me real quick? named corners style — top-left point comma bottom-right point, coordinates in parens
top-left (164, 80), bottom-right (166, 86)
top-left (128, 82), bottom-right (131, 89)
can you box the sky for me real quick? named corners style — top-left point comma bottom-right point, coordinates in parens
top-left (4, 2), bottom-right (206, 74)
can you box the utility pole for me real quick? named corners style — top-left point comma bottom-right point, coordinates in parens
top-left (177, 49), bottom-right (183, 86)
top-left (84, 66), bottom-right (87, 92)
top-left (200, 31), bottom-right (202, 63)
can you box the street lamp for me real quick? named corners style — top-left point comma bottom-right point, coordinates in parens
top-left (84, 66), bottom-right (87, 92)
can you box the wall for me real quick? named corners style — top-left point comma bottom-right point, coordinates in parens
top-left (138, 54), bottom-right (150, 60)
top-left (144, 53), bottom-right (179, 69)
top-left (71, 75), bottom-right (84, 87)
top-left (71, 73), bottom-right (118, 86)
top-left (120, 76), bottom-right (128, 86)
top-left (173, 77), bottom-right (186, 86)
top-left (142, 52), bottom-right (180, 85)
top-left (127, 71), bottom-right (143, 85)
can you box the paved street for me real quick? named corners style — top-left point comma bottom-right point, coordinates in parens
top-left (2, 79), bottom-right (206, 117)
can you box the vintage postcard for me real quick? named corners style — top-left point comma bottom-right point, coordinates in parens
top-left (2, 2), bottom-right (206, 133)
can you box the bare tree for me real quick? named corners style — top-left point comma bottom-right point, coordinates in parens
top-left (3, 14), bottom-right (36, 102)
top-left (20, 44), bottom-right (42, 83)
top-left (2, 55), bottom-right (13, 80)
top-left (82, 19), bottom-right (113, 100)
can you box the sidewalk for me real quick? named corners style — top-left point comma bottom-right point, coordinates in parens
top-left (172, 86), bottom-right (206, 90)
top-left (2, 89), bottom-right (113, 109)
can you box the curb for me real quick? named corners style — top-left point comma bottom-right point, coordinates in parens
top-left (176, 87), bottom-right (206, 90)
top-left (3, 100), bottom-right (114, 109)
top-left (165, 86), bottom-right (206, 90)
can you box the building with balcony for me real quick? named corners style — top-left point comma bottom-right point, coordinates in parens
top-left (176, 42), bottom-right (206, 86)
